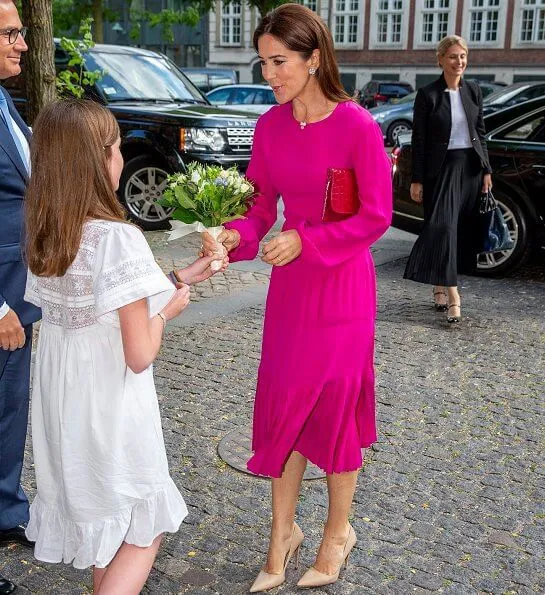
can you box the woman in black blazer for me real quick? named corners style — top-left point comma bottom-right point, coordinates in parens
top-left (404, 35), bottom-right (492, 323)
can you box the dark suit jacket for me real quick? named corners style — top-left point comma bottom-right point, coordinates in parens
top-left (411, 74), bottom-right (492, 183)
top-left (0, 86), bottom-right (40, 326)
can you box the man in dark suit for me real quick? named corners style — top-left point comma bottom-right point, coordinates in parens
top-left (0, 1), bottom-right (40, 592)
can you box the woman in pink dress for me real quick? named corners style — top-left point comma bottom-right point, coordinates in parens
top-left (202, 4), bottom-right (391, 591)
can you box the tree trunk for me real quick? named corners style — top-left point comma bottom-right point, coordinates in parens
top-left (21, 0), bottom-right (56, 124)
top-left (92, 0), bottom-right (104, 43)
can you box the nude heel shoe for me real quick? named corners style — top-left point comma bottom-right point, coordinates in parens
top-left (297, 524), bottom-right (356, 589)
top-left (249, 523), bottom-right (304, 593)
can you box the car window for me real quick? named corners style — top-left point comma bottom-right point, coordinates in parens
top-left (207, 88), bottom-right (231, 105)
top-left (253, 89), bottom-right (276, 104)
top-left (84, 52), bottom-right (206, 102)
top-left (526, 85), bottom-right (545, 100)
top-left (379, 84), bottom-right (411, 96)
top-left (496, 114), bottom-right (545, 141)
top-left (484, 85), bottom-right (529, 105)
top-left (531, 124), bottom-right (545, 143)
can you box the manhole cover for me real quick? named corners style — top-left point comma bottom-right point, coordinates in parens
top-left (218, 428), bottom-right (326, 480)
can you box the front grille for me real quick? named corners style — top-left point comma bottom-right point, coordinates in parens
top-left (226, 127), bottom-right (254, 153)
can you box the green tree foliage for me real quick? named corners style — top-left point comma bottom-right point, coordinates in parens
top-left (56, 18), bottom-right (104, 98)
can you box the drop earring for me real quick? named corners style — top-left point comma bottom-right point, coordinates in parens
top-left (309, 67), bottom-right (317, 75)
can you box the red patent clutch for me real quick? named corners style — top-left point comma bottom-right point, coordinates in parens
top-left (322, 168), bottom-right (359, 222)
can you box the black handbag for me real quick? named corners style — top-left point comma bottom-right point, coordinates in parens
top-left (481, 205), bottom-right (514, 253)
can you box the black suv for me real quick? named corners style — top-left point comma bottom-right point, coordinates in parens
top-left (359, 80), bottom-right (414, 109)
top-left (4, 43), bottom-right (257, 230)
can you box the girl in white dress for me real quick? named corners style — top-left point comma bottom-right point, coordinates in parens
top-left (23, 100), bottom-right (223, 593)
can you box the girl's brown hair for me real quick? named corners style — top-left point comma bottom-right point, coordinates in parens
top-left (25, 99), bottom-right (126, 277)
top-left (253, 3), bottom-right (351, 103)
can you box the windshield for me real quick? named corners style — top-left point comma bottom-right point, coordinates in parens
top-left (396, 90), bottom-right (417, 104)
top-left (484, 85), bottom-right (527, 105)
top-left (84, 50), bottom-right (208, 103)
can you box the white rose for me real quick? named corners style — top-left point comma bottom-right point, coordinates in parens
top-left (240, 182), bottom-right (250, 193)
top-left (191, 171), bottom-right (201, 184)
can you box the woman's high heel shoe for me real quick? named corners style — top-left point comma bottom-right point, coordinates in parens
top-left (447, 303), bottom-right (461, 323)
top-left (433, 289), bottom-right (448, 312)
top-left (249, 523), bottom-right (304, 593)
top-left (297, 525), bottom-right (357, 589)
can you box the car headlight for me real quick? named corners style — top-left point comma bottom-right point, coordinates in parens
top-left (372, 111), bottom-right (389, 122)
top-left (180, 127), bottom-right (227, 152)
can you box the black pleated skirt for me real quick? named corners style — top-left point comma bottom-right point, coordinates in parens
top-left (404, 148), bottom-right (483, 287)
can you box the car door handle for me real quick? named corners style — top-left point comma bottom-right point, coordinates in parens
top-left (531, 165), bottom-right (545, 169)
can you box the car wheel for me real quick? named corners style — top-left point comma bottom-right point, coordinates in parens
top-left (386, 120), bottom-right (412, 146)
top-left (118, 155), bottom-right (174, 231)
top-left (476, 190), bottom-right (533, 277)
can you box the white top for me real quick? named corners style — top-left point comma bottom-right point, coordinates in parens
top-left (447, 88), bottom-right (473, 150)
top-left (23, 220), bottom-right (187, 569)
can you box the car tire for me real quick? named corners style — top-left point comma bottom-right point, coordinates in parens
top-left (476, 190), bottom-right (534, 277)
top-left (118, 155), bottom-right (173, 231)
top-left (386, 120), bottom-right (412, 146)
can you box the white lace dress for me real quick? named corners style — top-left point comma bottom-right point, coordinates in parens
top-left (23, 220), bottom-right (188, 569)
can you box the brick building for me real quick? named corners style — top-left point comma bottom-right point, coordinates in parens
top-left (206, 0), bottom-right (545, 91)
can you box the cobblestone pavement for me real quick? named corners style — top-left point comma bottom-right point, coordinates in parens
top-left (2, 232), bottom-right (544, 594)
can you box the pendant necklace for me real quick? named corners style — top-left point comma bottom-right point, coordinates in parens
top-left (298, 104), bottom-right (335, 130)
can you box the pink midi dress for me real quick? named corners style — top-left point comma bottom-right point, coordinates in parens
top-left (225, 101), bottom-right (392, 478)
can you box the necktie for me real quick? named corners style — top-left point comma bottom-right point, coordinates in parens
top-left (0, 93), bottom-right (28, 173)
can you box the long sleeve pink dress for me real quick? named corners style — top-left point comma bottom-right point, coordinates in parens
top-left (225, 100), bottom-right (392, 478)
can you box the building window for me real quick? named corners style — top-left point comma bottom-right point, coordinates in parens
top-left (468, 0), bottom-right (500, 43)
top-left (376, 0), bottom-right (404, 44)
top-left (334, 0), bottom-right (360, 45)
top-left (221, 1), bottom-right (242, 46)
top-left (519, 0), bottom-right (545, 42)
top-left (421, 0), bottom-right (451, 43)
top-left (298, 0), bottom-right (318, 11)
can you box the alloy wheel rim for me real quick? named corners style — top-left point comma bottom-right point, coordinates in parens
top-left (124, 166), bottom-right (173, 222)
top-left (477, 201), bottom-right (518, 270)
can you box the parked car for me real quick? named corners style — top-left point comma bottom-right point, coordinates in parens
top-left (369, 90), bottom-right (416, 145)
top-left (181, 68), bottom-right (238, 93)
top-left (4, 45), bottom-right (257, 230)
top-left (391, 97), bottom-right (545, 276)
top-left (466, 79), bottom-right (507, 98)
top-left (206, 84), bottom-right (277, 115)
top-left (359, 80), bottom-right (414, 109)
top-left (482, 81), bottom-right (545, 115)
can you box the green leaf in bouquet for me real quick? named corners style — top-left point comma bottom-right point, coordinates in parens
top-left (174, 185), bottom-right (196, 209)
top-left (222, 214), bottom-right (245, 223)
top-left (171, 207), bottom-right (199, 224)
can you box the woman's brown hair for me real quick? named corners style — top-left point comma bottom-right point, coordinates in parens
top-left (25, 99), bottom-right (126, 277)
top-left (253, 3), bottom-right (351, 104)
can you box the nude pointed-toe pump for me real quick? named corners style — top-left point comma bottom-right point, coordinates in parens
top-left (249, 523), bottom-right (304, 593)
top-left (297, 524), bottom-right (356, 589)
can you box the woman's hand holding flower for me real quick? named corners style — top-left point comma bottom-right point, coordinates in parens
top-left (201, 229), bottom-right (241, 256)
top-left (261, 230), bottom-right (302, 266)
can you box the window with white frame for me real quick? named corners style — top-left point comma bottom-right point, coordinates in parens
top-left (421, 0), bottom-right (451, 43)
top-left (298, 0), bottom-right (318, 11)
top-left (519, 0), bottom-right (545, 42)
top-left (468, 0), bottom-right (500, 43)
top-left (376, 0), bottom-right (404, 44)
top-left (334, 0), bottom-right (360, 45)
top-left (221, 1), bottom-right (242, 46)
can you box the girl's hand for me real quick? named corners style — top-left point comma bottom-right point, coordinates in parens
top-left (175, 255), bottom-right (228, 285)
top-left (410, 182), bottom-right (423, 203)
top-left (482, 174), bottom-right (493, 193)
top-left (161, 283), bottom-right (191, 321)
top-left (200, 229), bottom-right (240, 256)
top-left (261, 230), bottom-right (302, 266)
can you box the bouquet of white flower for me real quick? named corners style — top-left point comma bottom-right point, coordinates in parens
top-left (161, 163), bottom-right (254, 270)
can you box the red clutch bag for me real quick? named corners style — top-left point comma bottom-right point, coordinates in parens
top-left (322, 168), bottom-right (359, 222)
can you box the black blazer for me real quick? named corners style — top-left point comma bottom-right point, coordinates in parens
top-left (0, 86), bottom-right (41, 326)
top-left (411, 74), bottom-right (492, 183)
